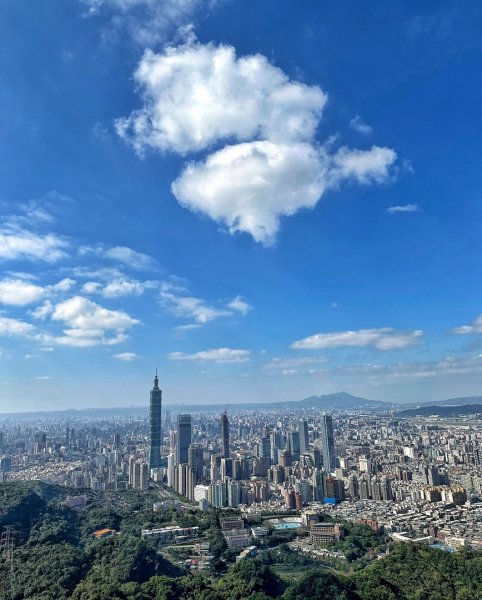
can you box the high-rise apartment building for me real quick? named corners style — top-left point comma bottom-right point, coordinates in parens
top-left (176, 414), bottom-right (192, 465)
top-left (149, 371), bottom-right (162, 470)
top-left (220, 411), bottom-right (230, 458)
top-left (321, 414), bottom-right (336, 472)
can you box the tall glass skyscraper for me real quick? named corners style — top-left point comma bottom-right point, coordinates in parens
top-left (321, 414), bottom-right (336, 472)
top-left (176, 414), bottom-right (192, 465)
top-left (149, 371), bottom-right (162, 470)
top-left (220, 411), bottom-right (230, 458)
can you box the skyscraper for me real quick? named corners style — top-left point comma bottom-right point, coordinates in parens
top-left (220, 411), bottom-right (230, 458)
top-left (321, 414), bottom-right (336, 472)
top-left (176, 414), bottom-right (192, 465)
top-left (149, 370), bottom-right (162, 470)
top-left (298, 419), bottom-right (309, 453)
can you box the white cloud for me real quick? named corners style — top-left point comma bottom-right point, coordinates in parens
top-left (172, 141), bottom-right (396, 245)
top-left (0, 227), bottom-right (68, 262)
top-left (169, 347), bottom-right (250, 363)
top-left (118, 38), bottom-right (397, 244)
top-left (48, 278), bottom-right (76, 293)
top-left (31, 301), bottom-right (54, 320)
top-left (265, 356), bottom-right (328, 369)
top-left (328, 146), bottom-right (397, 185)
top-left (104, 246), bottom-right (155, 269)
top-left (386, 203), bottom-right (421, 214)
top-left (35, 376), bottom-right (52, 380)
top-left (112, 352), bottom-right (140, 361)
top-left (82, 278), bottom-right (158, 298)
top-left (79, 245), bottom-right (155, 270)
top-left (0, 277), bottom-right (76, 308)
top-left (174, 323), bottom-right (202, 332)
top-left (291, 327), bottom-right (423, 350)
top-left (50, 295), bottom-right (140, 347)
top-left (116, 42), bottom-right (327, 154)
top-left (82, 282), bottom-right (102, 295)
top-left (453, 315), bottom-right (482, 335)
top-left (0, 279), bottom-right (45, 306)
top-left (228, 296), bottom-right (252, 316)
top-left (0, 317), bottom-right (35, 337)
top-left (343, 356), bottom-right (482, 384)
top-left (81, 0), bottom-right (209, 46)
top-left (349, 115), bottom-right (373, 135)
top-left (160, 290), bottom-right (230, 323)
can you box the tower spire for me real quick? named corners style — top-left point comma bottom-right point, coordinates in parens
top-left (153, 369), bottom-right (159, 390)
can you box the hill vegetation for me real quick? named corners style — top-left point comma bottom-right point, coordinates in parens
top-left (1, 482), bottom-right (482, 599)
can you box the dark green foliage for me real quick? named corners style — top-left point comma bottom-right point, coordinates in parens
top-left (2, 482), bottom-right (482, 600)
top-left (282, 569), bottom-right (357, 600)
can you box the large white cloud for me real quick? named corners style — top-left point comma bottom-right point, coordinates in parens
top-left (116, 43), bottom-right (326, 154)
top-left (117, 39), bottom-right (397, 243)
top-left (172, 141), bottom-right (396, 244)
top-left (291, 327), bottom-right (423, 350)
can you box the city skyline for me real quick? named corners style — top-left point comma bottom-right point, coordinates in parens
top-left (1, 1), bottom-right (482, 411)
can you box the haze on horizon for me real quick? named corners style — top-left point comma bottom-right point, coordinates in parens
top-left (1, 0), bottom-right (482, 412)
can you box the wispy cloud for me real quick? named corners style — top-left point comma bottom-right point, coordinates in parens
top-left (265, 356), bottom-right (328, 369)
top-left (0, 317), bottom-right (35, 337)
top-left (227, 296), bottom-right (252, 316)
top-left (291, 327), bottom-right (423, 350)
top-left (0, 226), bottom-right (69, 262)
top-left (386, 203), bottom-right (421, 214)
top-left (112, 352), bottom-right (140, 361)
top-left (80, 0), bottom-right (215, 46)
top-left (79, 244), bottom-right (156, 270)
top-left (169, 347), bottom-right (250, 363)
top-left (81, 277), bottom-right (158, 298)
top-left (349, 115), bottom-right (372, 135)
top-left (453, 314), bottom-right (482, 335)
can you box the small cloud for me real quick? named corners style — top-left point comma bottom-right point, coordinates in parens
top-left (453, 315), bottom-right (482, 335)
top-left (112, 352), bottom-right (140, 361)
top-left (160, 290), bottom-right (230, 323)
top-left (228, 296), bottom-right (252, 316)
top-left (174, 324), bottom-right (202, 332)
top-left (386, 204), bottom-right (421, 214)
top-left (349, 115), bottom-right (372, 135)
top-left (169, 347), bottom-right (250, 363)
top-left (79, 244), bottom-right (156, 270)
top-left (35, 376), bottom-right (52, 380)
top-left (291, 327), bottom-right (423, 351)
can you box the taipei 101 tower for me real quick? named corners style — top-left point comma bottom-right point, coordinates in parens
top-left (149, 370), bottom-right (162, 470)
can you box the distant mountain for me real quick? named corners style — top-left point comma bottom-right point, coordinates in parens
top-left (399, 404), bottom-right (482, 417)
top-left (295, 392), bottom-right (388, 410)
top-left (0, 391), bottom-right (386, 419)
top-left (430, 396), bottom-right (482, 407)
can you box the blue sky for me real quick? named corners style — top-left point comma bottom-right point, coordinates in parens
top-left (1, 0), bottom-right (482, 411)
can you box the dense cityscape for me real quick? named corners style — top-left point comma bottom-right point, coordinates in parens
top-left (3, 374), bottom-right (482, 556)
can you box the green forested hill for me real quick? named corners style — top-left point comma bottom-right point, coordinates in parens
top-left (0, 482), bottom-right (481, 600)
